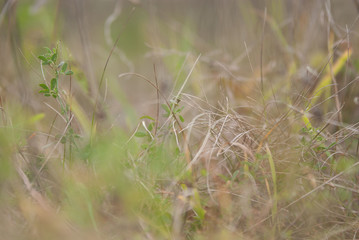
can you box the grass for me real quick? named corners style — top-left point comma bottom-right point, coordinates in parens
top-left (2, 1), bottom-right (359, 239)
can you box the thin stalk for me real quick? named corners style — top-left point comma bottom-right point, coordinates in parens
top-left (90, 8), bottom-right (135, 144)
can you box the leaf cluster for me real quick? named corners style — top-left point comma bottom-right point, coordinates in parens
top-left (38, 45), bottom-right (73, 98)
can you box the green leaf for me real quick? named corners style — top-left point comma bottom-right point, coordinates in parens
top-left (231, 170), bottom-right (239, 182)
top-left (161, 104), bottom-right (170, 114)
top-left (65, 70), bottom-right (73, 75)
top-left (50, 78), bottom-right (57, 90)
top-left (327, 142), bottom-right (337, 150)
top-left (61, 62), bottom-right (68, 73)
top-left (38, 55), bottom-right (47, 62)
top-left (135, 132), bottom-right (147, 137)
top-left (148, 122), bottom-right (154, 131)
top-left (60, 136), bottom-right (66, 144)
top-left (175, 106), bottom-right (184, 113)
top-left (51, 53), bottom-right (57, 63)
top-left (179, 115), bottom-right (184, 122)
top-left (50, 88), bottom-right (58, 98)
top-left (39, 89), bottom-right (49, 94)
top-left (140, 115), bottom-right (155, 121)
top-left (39, 84), bottom-right (49, 90)
top-left (44, 47), bottom-right (52, 54)
top-left (161, 104), bottom-right (171, 117)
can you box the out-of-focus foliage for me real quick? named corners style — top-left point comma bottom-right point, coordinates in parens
top-left (1, 0), bottom-right (359, 239)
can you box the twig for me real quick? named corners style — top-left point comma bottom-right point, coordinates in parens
top-left (153, 64), bottom-right (160, 137)
top-left (260, 8), bottom-right (267, 94)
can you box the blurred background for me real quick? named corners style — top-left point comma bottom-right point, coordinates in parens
top-left (2, 0), bottom-right (359, 131)
top-left (2, 1), bottom-right (359, 239)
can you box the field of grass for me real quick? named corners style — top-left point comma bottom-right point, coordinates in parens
top-left (2, 0), bottom-right (359, 239)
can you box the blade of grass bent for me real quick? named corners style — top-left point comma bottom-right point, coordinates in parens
top-left (173, 54), bottom-right (201, 102)
top-left (308, 48), bottom-right (352, 109)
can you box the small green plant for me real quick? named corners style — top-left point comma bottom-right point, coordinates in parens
top-left (135, 99), bottom-right (185, 150)
top-left (161, 98), bottom-right (185, 122)
top-left (135, 116), bottom-right (155, 137)
top-left (38, 44), bottom-right (73, 99)
top-left (134, 115), bottom-right (156, 150)
top-left (38, 43), bottom-right (78, 166)
top-left (300, 126), bottom-right (336, 170)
